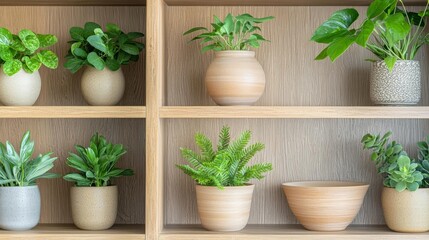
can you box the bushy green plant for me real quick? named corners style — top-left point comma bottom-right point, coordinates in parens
top-left (361, 131), bottom-right (429, 192)
top-left (311, 0), bottom-right (429, 71)
top-left (177, 126), bottom-right (272, 189)
top-left (184, 13), bottom-right (274, 52)
top-left (0, 131), bottom-right (59, 187)
top-left (0, 28), bottom-right (58, 76)
top-left (63, 133), bottom-right (133, 187)
top-left (64, 22), bottom-right (145, 73)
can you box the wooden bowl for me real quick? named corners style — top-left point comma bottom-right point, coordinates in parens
top-left (282, 181), bottom-right (369, 231)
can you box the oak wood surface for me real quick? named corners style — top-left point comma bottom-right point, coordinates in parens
top-left (164, 0), bottom-right (427, 6)
top-left (0, 0), bottom-right (145, 6)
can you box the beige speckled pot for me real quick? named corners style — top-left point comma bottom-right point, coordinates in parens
top-left (81, 67), bottom-right (125, 106)
top-left (0, 69), bottom-right (41, 106)
top-left (70, 186), bottom-right (118, 230)
top-left (196, 184), bottom-right (254, 232)
top-left (382, 187), bottom-right (429, 233)
top-left (205, 51), bottom-right (265, 106)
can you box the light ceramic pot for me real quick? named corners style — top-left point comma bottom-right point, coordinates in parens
top-left (370, 60), bottom-right (420, 105)
top-left (382, 187), bottom-right (429, 233)
top-left (0, 186), bottom-right (41, 230)
top-left (196, 184), bottom-right (254, 231)
top-left (205, 51), bottom-right (265, 106)
top-left (0, 69), bottom-right (41, 106)
top-left (70, 185), bottom-right (118, 230)
top-left (81, 67), bottom-right (125, 106)
top-left (282, 181), bottom-right (369, 231)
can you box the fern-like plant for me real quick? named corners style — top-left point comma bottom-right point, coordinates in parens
top-left (177, 126), bottom-right (272, 189)
top-left (0, 131), bottom-right (59, 187)
top-left (63, 133), bottom-right (133, 187)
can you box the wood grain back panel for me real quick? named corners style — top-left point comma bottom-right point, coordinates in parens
top-left (0, 119), bottom-right (145, 224)
top-left (164, 119), bottom-right (429, 224)
top-left (165, 6), bottom-right (428, 106)
top-left (0, 6), bottom-right (146, 106)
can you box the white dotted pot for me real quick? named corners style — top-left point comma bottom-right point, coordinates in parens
top-left (0, 69), bottom-right (41, 106)
top-left (370, 60), bottom-right (421, 105)
top-left (81, 67), bottom-right (125, 106)
top-left (0, 186), bottom-right (41, 230)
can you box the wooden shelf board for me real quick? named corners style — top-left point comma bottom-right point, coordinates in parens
top-left (160, 106), bottom-right (429, 119)
top-left (0, 0), bottom-right (145, 6)
top-left (161, 224), bottom-right (429, 239)
top-left (0, 224), bottom-right (145, 240)
top-left (0, 106), bottom-right (146, 119)
top-left (163, 0), bottom-right (427, 6)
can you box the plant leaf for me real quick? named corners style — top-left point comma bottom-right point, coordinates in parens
top-left (87, 52), bottom-right (105, 70)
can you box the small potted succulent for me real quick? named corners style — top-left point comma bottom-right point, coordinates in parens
top-left (0, 131), bottom-right (59, 230)
top-left (177, 125), bottom-right (272, 231)
top-left (64, 22), bottom-right (144, 106)
top-left (0, 28), bottom-right (58, 105)
top-left (312, 0), bottom-right (429, 105)
top-left (184, 14), bottom-right (274, 106)
top-left (63, 133), bottom-right (133, 230)
top-left (362, 132), bottom-right (429, 232)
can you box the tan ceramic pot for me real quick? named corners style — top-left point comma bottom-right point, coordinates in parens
top-left (70, 186), bottom-right (118, 230)
top-left (196, 184), bottom-right (254, 231)
top-left (0, 69), bottom-right (41, 106)
top-left (205, 51), bottom-right (265, 106)
top-left (382, 187), bottom-right (429, 233)
top-left (81, 67), bottom-right (125, 106)
top-left (282, 181), bottom-right (369, 231)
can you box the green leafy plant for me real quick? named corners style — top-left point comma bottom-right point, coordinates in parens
top-left (63, 133), bottom-right (133, 187)
top-left (184, 13), bottom-right (274, 52)
top-left (177, 125), bottom-right (272, 189)
top-left (0, 131), bottom-right (59, 187)
top-left (0, 28), bottom-right (58, 76)
top-left (64, 22), bottom-right (145, 73)
top-left (311, 0), bottom-right (429, 71)
top-left (361, 131), bottom-right (429, 192)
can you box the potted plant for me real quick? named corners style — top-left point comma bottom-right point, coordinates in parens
top-left (177, 125), bottom-right (272, 231)
top-left (311, 0), bottom-right (429, 105)
top-left (64, 22), bottom-right (144, 106)
top-left (0, 28), bottom-right (58, 106)
top-left (63, 133), bottom-right (134, 230)
top-left (362, 132), bottom-right (429, 232)
top-left (0, 131), bottom-right (59, 230)
top-left (184, 14), bottom-right (274, 106)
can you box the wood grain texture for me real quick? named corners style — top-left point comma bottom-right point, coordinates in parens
top-left (165, 6), bottom-right (429, 106)
top-left (0, 106), bottom-right (145, 118)
top-left (160, 106), bottom-right (429, 119)
top-left (0, 0), bottom-right (145, 6)
top-left (165, 119), bottom-right (429, 225)
top-left (0, 119), bottom-right (145, 224)
top-left (0, 224), bottom-right (144, 240)
top-left (161, 224), bottom-right (429, 240)
top-left (0, 6), bottom-right (145, 106)
top-left (145, 0), bottom-right (166, 239)
top-left (164, 0), bottom-right (427, 6)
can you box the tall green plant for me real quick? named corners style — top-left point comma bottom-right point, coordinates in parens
top-left (0, 28), bottom-right (58, 76)
top-left (311, 0), bottom-right (429, 71)
top-left (184, 13), bottom-right (274, 52)
top-left (65, 22), bottom-right (145, 73)
top-left (0, 131), bottom-right (59, 187)
top-left (63, 133), bottom-right (133, 187)
top-left (177, 126), bottom-right (272, 189)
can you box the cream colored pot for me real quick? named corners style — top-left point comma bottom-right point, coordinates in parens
top-left (196, 184), bottom-right (254, 231)
top-left (81, 67), bottom-right (125, 106)
top-left (382, 187), bottom-right (429, 233)
top-left (205, 51), bottom-right (265, 106)
top-left (0, 69), bottom-right (41, 106)
top-left (70, 186), bottom-right (118, 230)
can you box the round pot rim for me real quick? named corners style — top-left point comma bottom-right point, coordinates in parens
top-left (214, 50), bottom-right (255, 56)
top-left (196, 183), bottom-right (254, 189)
top-left (86, 66), bottom-right (122, 71)
top-left (0, 185), bottom-right (39, 189)
top-left (383, 186), bottom-right (429, 191)
top-left (71, 185), bottom-right (118, 189)
top-left (282, 181), bottom-right (369, 189)
top-left (373, 60), bottom-right (419, 63)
